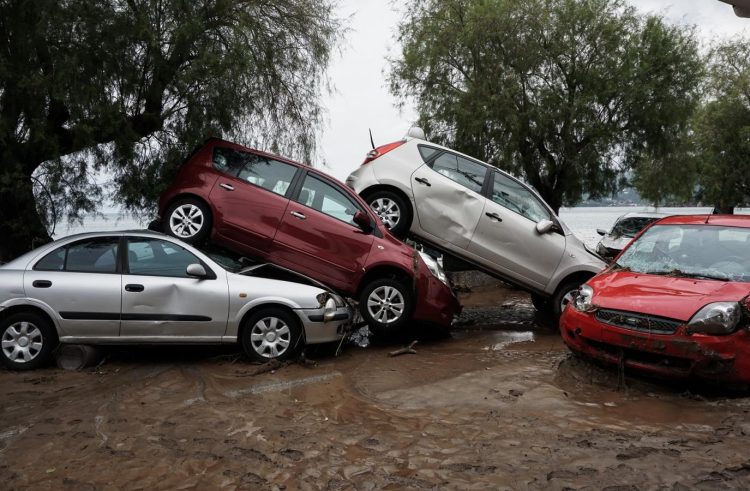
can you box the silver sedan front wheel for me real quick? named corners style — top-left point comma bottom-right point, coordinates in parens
top-left (2, 321), bottom-right (43, 364)
top-left (241, 308), bottom-right (304, 363)
top-left (250, 317), bottom-right (291, 359)
top-left (371, 197), bottom-right (401, 230)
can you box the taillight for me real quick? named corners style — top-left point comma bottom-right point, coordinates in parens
top-left (362, 140), bottom-right (406, 165)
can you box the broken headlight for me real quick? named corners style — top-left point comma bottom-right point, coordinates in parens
top-left (686, 302), bottom-right (741, 335)
top-left (418, 251), bottom-right (448, 285)
top-left (573, 285), bottom-right (594, 312)
top-left (316, 292), bottom-right (344, 322)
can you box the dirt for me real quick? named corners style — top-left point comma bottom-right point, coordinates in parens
top-left (2, 285), bottom-right (750, 490)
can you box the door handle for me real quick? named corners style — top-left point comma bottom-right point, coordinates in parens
top-left (32, 280), bottom-right (52, 288)
top-left (414, 177), bottom-right (431, 187)
top-left (125, 284), bottom-right (145, 292)
top-left (486, 212), bottom-right (503, 222)
top-left (219, 183), bottom-right (234, 191)
top-left (290, 211), bottom-right (306, 220)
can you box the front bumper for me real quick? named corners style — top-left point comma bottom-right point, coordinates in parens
top-left (412, 271), bottom-right (462, 328)
top-left (560, 306), bottom-right (750, 385)
top-left (297, 306), bottom-right (352, 344)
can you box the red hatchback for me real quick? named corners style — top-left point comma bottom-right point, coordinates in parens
top-left (156, 138), bottom-right (460, 334)
top-left (561, 215), bottom-right (750, 386)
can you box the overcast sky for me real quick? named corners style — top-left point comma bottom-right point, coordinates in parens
top-left (318, 0), bottom-right (749, 181)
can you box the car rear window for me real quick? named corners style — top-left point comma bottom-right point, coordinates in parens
top-left (418, 145), bottom-right (440, 162)
top-left (213, 147), bottom-right (297, 197)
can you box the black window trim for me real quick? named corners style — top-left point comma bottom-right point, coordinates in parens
top-left (123, 236), bottom-right (217, 280)
top-left (33, 236), bottom-right (122, 274)
top-left (212, 145), bottom-right (302, 200)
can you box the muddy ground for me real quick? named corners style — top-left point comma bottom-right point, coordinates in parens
top-left (2, 285), bottom-right (750, 490)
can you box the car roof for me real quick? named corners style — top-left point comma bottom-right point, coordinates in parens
top-left (653, 215), bottom-right (750, 227)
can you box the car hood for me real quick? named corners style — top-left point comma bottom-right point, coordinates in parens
top-left (588, 271), bottom-right (750, 321)
top-left (599, 235), bottom-right (632, 250)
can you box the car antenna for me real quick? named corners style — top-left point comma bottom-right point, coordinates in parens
top-left (369, 128), bottom-right (375, 150)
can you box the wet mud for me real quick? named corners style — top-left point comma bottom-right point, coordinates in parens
top-left (2, 285), bottom-right (750, 490)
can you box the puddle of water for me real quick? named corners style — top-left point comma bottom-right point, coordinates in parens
top-left (483, 331), bottom-right (535, 351)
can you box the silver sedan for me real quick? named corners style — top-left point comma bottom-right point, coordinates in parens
top-left (0, 231), bottom-right (351, 370)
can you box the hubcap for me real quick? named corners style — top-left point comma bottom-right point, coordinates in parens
top-left (367, 286), bottom-right (405, 324)
top-left (2, 322), bottom-right (43, 364)
top-left (250, 317), bottom-right (291, 359)
top-left (560, 289), bottom-right (576, 314)
top-left (169, 204), bottom-right (204, 238)
top-left (370, 198), bottom-right (401, 229)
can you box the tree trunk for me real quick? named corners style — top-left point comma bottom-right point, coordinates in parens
top-left (712, 203), bottom-right (735, 215)
top-left (0, 176), bottom-right (51, 262)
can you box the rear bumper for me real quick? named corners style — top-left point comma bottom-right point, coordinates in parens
top-left (345, 164), bottom-right (379, 194)
top-left (412, 272), bottom-right (462, 328)
top-left (560, 307), bottom-right (750, 385)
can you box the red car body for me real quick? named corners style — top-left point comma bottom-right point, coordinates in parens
top-left (157, 138), bottom-right (460, 328)
top-left (560, 215), bottom-right (750, 385)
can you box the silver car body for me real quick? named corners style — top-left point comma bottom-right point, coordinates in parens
top-left (0, 231), bottom-right (350, 346)
top-left (346, 136), bottom-right (605, 296)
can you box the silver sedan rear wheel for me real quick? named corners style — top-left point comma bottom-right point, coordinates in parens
top-left (371, 197), bottom-right (401, 230)
top-left (169, 204), bottom-right (205, 239)
top-left (2, 321), bottom-right (43, 364)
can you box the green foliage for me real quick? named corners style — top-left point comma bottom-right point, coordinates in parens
top-left (390, 0), bottom-right (703, 212)
top-left (693, 40), bottom-right (750, 212)
top-left (0, 0), bottom-right (341, 258)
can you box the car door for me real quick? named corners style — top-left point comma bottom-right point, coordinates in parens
top-left (24, 236), bottom-right (122, 339)
top-left (273, 172), bottom-right (374, 293)
top-left (208, 146), bottom-right (300, 257)
top-left (468, 171), bottom-right (566, 289)
top-left (119, 237), bottom-right (229, 340)
top-left (410, 152), bottom-right (488, 249)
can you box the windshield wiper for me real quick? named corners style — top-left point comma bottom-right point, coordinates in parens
top-left (643, 269), bottom-right (729, 281)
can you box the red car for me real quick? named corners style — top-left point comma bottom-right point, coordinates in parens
top-left (561, 215), bottom-right (750, 386)
top-left (155, 138), bottom-right (460, 334)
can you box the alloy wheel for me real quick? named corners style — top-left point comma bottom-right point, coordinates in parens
top-left (2, 321), bottom-right (43, 364)
top-left (169, 204), bottom-right (204, 238)
top-left (560, 289), bottom-right (576, 314)
top-left (371, 198), bottom-right (401, 229)
top-left (367, 285), bottom-right (405, 324)
top-left (250, 317), bottom-right (291, 359)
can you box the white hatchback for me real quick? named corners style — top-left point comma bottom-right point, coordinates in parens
top-left (346, 130), bottom-right (605, 316)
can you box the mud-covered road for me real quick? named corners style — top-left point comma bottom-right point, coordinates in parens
top-left (2, 286), bottom-right (750, 490)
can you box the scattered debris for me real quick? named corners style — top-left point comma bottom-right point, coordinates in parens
top-left (349, 325), bottom-right (372, 348)
top-left (56, 345), bottom-right (102, 371)
top-left (389, 340), bottom-right (418, 357)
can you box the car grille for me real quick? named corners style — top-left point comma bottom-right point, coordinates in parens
top-left (594, 309), bottom-right (683, 335)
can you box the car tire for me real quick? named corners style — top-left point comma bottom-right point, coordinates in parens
top-left (366, 190), bottom-right (411, 239)
top-left (359, 278), bottom-right (413, 336)
top-left (241, 308), bottom-right (304, 363)
top-left (0, 312), bottom-right (57, 370)
top-left (552, 281), bottom-right (586, 319)
top-left (163, 198), bottom-right (212, 245)
top-left (530, 293), bottom-right (552, 313)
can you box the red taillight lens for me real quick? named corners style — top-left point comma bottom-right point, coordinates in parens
top-left (362, 140), bottom-right (406, 165)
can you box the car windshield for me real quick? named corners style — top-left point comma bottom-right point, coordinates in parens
top-left (616, 224), bottom-right (750, 282)
top-left (611, 217), bottom-right (659, 238)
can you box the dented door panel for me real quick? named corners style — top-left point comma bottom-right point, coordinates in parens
top-left (410, 164), bottom-right (485, 249)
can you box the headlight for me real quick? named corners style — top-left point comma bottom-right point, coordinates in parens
top-left (573, 285), bottom-right (594, 311)
top-left (418, 251), bottom-right (448, 285)
top-left (686, 302), bottom-right (741, 335)
top-left (323, 297), bottom-right (337, 322)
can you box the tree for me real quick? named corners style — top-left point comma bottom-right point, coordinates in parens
top-left (692, 40), bottom-right (750, 214)
top-left (389, 0), bottom-right (703, 213)
top-left (0, 0), bottom-right (341, 261)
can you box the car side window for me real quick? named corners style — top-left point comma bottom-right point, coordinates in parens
top-left (35, 247), bottom-right (67, 271)
top-left (296, 175), bottom-right (361, 225)
top-left (214, 147), bottom-right (297, 197)
top-left (65, 238), bottom-right (119, 273)
top-left (127, 238), bottom-right (202, 278)
top-left (431, 153), bottom-right (487, 193)
top-left (418, 145), bottom-right (440, 162)
top-left (491, 172), bottom-right (550, 223)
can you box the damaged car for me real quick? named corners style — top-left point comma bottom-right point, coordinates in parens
top-left (595, 212), bottom-right (666, 260)
top-left (561, 215), bottom-right (750, 386)
top-left (154, 138), bottom-right (461, 334)
top-left (0, 231), bottom-right (351, 370)
top-left (345, 128), bottom-right (605, 316)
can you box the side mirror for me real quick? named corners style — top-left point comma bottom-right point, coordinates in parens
top-left (596, 228), bottom-right (607, 236)
top-left (186, 263), bottom-right (208, 278)
top-left (535, 219), bottom-right (555, 235)
top-left (353, 211), bottom-right (372, 232)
